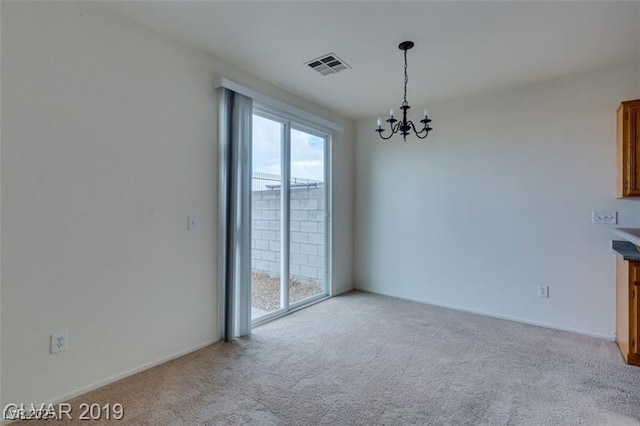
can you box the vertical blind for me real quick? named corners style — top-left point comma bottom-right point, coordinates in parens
top-left (218, 88), bottom-right (253, 340)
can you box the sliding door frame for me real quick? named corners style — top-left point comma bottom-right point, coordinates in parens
top-left (251, 104), bottom-right (332, 327)
top-left (288, 121), bottom-right (332, 310)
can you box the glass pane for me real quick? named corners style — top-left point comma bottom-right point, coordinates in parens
top-left (289, 128), bottom-right (326, 305)
top-left (251, 115), bottom-right (283, 320)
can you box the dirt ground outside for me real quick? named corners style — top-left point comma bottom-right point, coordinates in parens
top-left (252, 272), bottom-right (323, 311)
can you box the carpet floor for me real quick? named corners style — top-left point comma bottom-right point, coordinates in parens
top-left (24, 291), bottom-right (640, 425)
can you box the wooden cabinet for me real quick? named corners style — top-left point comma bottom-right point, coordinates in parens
top-left (616, 257), bottom-right (640, 366)
top-left (617, 99), bottom-right (640, 198)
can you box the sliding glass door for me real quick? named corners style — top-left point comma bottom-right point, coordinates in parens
top-left (288, 127), bottom-right (326, 307)
top-left (251, 111), bottom-right (329, 323)
top-left (251, 114), bottom-right (284, 319)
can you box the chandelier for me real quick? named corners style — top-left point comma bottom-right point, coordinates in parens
top-left (375, 41), bottom-right (433, 141)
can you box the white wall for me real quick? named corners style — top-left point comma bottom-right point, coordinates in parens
top-left (0, 2), bottom-right (3, 414)
top-left (1, 1), bottom-right (353, 408)
top-left (355, 62), bottom-right (640, 339)
top-left (637, 5), bottom-right (640, 94)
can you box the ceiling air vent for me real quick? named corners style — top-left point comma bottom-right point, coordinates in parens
top-left (305, 53), bottom-right (350, 76)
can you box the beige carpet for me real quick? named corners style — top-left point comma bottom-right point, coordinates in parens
top-left (23, 291), bottom-right (640, 425)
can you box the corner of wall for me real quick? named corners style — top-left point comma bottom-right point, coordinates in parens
top-left (351, 120), bottom-right (362, 291)
top-left (349, 117), bottom-right (357, 293)
top-left (0, 0), bottom-right (4, 414)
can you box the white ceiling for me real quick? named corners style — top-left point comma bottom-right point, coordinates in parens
top-left (107, 1), bottom-right (640, 120)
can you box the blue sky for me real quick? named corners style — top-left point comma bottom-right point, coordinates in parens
top-left (252, 115), bottom-right (325, 182)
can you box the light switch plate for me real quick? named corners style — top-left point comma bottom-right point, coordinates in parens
top-left (592, 211), bottom-right (617, 225)
top-left (538, 285), bottom-right (549, 298)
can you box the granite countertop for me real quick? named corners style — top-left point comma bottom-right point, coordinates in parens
top-left (612, 240), bottom-right (640, 261)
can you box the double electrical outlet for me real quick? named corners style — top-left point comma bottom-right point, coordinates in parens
top-left (51, 330), bottom-right (68, 354)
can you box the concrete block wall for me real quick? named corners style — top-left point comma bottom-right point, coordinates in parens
top-left (251, 186), bottom-right (325, 283)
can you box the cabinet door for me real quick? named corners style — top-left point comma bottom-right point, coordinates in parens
top-left (622, 101), bottom-right (640, 197)
top-left (632, 281), bottom-right (640, 357)
top-left (629, 104), bottom-right (640, 196)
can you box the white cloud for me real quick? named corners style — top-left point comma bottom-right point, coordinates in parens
top-left (252, 115), bottom-right (325, 182)
top-left (291, 160), bottom-right (324, 182)
top-left (252, 115), bottom-right (282, 176)
top-left (291, 128), bottom-right (324, 182)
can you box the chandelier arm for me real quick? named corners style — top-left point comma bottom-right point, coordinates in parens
top-left (409, 121), bottom-right (430, 139)
top-left (410, 120), bottom-right (426, 133)
top-left (376, 121), bottom-right (400, 140)
top-left (377, 129), bottom-right (395, 140)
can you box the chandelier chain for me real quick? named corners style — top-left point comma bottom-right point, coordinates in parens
top-left (403, 48), bottom-right (408, 106)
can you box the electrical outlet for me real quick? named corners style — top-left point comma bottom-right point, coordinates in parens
top-left (51, 330), bottom-right (68, 354)
top-left (592, 211), bottom-right (617, 224)
top-left (538, 285), bottom-right (549, 298)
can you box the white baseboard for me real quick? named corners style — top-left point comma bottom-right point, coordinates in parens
top-left (54, 339), bottom-right (219, 404)
top-left (332, 284), bottom-right (355, 297)
top-left (356, 287), bottom-right (615, 341)
top-left (1, 339), bottom-right (218, 425)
